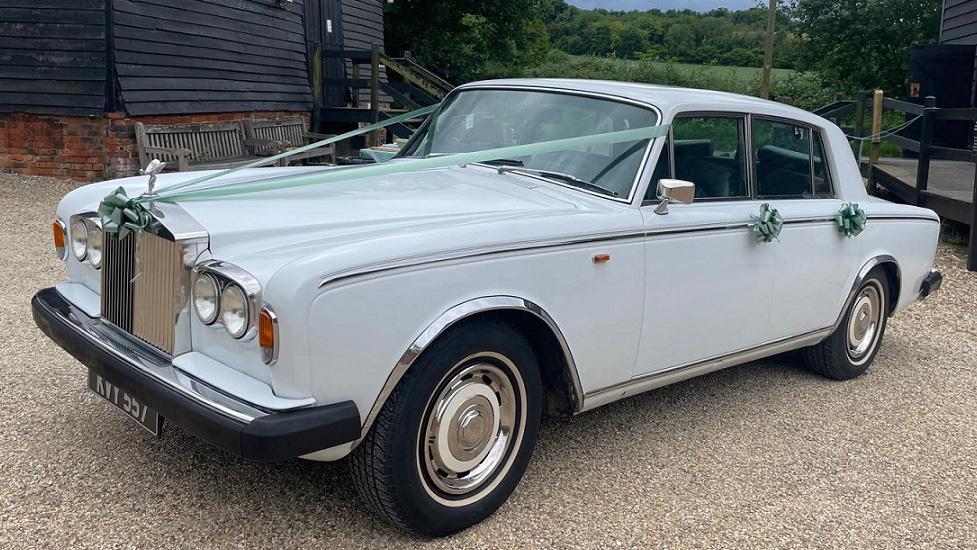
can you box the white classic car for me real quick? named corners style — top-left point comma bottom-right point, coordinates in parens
top-left (33, 79), bottom-right (943, 536)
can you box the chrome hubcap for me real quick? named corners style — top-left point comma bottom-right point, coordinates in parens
top-left (420, 356), bottom-right (523, 498)
top-left (847, 282), bottom-right (883, 363)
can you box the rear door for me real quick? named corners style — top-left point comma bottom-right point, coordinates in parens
top-left (751, 116), bottom-right (858, 337)
top-left (634, 113), bottom-right (776, 376)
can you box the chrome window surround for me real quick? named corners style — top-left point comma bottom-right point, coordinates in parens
top-left (54, 218), bottom-right (68, 261)
top-left (664, 112), bottom-right (752, 202)
top-left (260, 306), bottom-right (280, 366)
top-left (644, 110), bottom-right (840, 204)
top-left (192, 260), bottom-right (262, 341)
top-left (750, 113), bottom-right (838, 200)
top-left (399, 83), bottom-right (664, 206)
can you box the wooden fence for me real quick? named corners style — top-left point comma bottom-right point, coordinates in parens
top-left (816, 91), bottom-right (977, 271)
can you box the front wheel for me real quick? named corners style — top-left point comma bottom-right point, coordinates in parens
top-left (801, 268), bottom-right (889, 380)
top-left (350, 320), bottom-right (541, 537)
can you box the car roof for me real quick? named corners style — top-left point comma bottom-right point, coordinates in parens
top-left (461, 78), bottom-right (829, 129)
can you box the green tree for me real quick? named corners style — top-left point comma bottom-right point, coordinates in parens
top-left (383, 0), bottom-right (551, 83)
top-left (785, 0), bottom-right (942, 94)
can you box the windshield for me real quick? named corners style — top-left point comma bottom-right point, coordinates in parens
top-left (399, 88), bottom-right (660, 199)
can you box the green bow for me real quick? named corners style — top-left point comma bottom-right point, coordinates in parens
top-left (751, 203), bottom-right (783, 244)
top-left (97, 187), bottom-right (160, 240)
top-left (837, 202), bottom-right (867, 238)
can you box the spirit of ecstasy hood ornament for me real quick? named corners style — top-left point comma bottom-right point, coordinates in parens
top-left (140, 159), bottom-right (166, 197)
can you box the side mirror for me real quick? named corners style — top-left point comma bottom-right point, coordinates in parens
top-left (654, 179), bottom-right (695, 215)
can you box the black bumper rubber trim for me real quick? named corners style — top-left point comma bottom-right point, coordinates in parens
top-left (31, 287), bottom-right (361, 462)
top-left (920, 270), bottom-right (943, 299)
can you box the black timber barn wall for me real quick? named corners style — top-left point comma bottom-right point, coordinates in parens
top-left (943, 0), bottom-right (977, 44)
top-left (0, 0), bottom-right (108, 116)
top-left (112, 0), bottom-right (314, 116)
top-left (342, 0), bottom-right (383, 51)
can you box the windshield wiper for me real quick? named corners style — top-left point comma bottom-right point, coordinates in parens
top-left (479, 158), bottom-right (524, 167)
top-left (495, 166), bottom-right (619, 197)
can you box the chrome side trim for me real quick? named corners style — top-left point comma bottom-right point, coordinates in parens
top-left (51, 290), bottom-right (267, 423)
top-left (353, 296), bottom-right (583, 448)
top-left (317, 217), bottom-right (852, 292)
top-left (865, 214), bottom-right (940, 223)
top-left (318, 230), bottom-right (647, 290)
top-left (581, 254), bottom-right (902, 410)
top-left (582, 327), bottom-right (833, 410)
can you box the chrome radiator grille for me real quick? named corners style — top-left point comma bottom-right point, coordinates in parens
top-left (101, 231), bottom-right (183, 355)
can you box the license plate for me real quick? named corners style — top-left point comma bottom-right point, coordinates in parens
top-left (88, 370), bottom-right (162, 436)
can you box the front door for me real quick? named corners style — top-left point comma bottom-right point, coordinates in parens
top-left (634, 114), bottom-right (776, 376)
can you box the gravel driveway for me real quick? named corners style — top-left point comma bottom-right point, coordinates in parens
top-left (2, 173), bottom-right (975, 549)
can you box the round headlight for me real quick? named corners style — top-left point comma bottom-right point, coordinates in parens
top-left (70, 219), bottom-right (88, 261)
top-left (192, 273), bottom-right (220, 325)
top-left (220, 283), bottom-right (250, 339)
top-left (87, 225), bottom-right (103, 269)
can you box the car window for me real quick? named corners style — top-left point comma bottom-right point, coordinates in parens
top-left (812, 132), bottom-right (834, 196)
top-left (656, 116), bottom-right (749, 200)
top-left (753, 118), bottom-right (815, 198)
top-left (401, 89), bottom-right (659, 199)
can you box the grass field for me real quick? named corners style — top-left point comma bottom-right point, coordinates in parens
top-left (633, 60), bottom-right (796, 82)
top-left (524, 54), bottom-right (828, 110)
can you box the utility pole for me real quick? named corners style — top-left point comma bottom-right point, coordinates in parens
top-left (760, 0), bottom-right (777, 99)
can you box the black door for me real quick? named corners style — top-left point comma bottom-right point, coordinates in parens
top-left (320, 0), bottom-right (346, 107)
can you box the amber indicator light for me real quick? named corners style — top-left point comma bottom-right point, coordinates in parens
top-left (258, 310), bottom-right (275, 348)
top-left (593, 254), bottom-right (611, 264)
top-left (53, 221), bottom-right (65, 247)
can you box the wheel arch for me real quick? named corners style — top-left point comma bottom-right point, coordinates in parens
top-left (842, 255), bottom-right (901, 326)
top-left (352, 296), bottom-right (584, 449)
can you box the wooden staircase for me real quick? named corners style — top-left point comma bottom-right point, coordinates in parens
top-left (317, 45), bottom-right (452, 143)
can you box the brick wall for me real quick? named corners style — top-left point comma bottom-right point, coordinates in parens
top-left (0, 111), bottom-right (311, 182)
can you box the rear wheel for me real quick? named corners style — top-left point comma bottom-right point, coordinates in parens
top-left (801, 268), bottom-right (889, 380)
top-left (350, 320), bottom-right (541, 537)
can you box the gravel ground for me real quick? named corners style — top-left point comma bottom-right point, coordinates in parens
top-left (1, 173), bottom-right (976, 549)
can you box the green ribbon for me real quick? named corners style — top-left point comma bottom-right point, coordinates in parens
top-left (751, 203), bottom-right (783, 244)
top-left (97, 186), bottom-right (160, 239)
top-left (101, 103), bottom-right (669, 238)
top-left (148, 124), bottom-right (670, 202)
top-left (153, 104), bottom-right (440, 197)
top-left (837, 202), bottom-right (867, 238)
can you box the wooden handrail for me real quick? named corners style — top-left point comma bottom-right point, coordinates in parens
top-left (933, 107), bottom-right (977, 121)
top-left (882, 97), bottom-right (925, 116)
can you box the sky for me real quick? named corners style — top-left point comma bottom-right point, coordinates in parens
top-left (566, 0), bottom-right (758, 12)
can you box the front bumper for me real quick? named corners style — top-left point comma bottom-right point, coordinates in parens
top-left (31, 287), bottom-right (360, 462)
top-left (920, 269), bottom-right (943, 299)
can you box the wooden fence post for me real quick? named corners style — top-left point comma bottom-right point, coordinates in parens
top-left (869, 89), bottom-right (884, 167)
top-left (370, 43), bottom-right (381, 146)
top-left (970, 162), bottom-right (977, 271)
top-left (916, 95), bottom-right (936, 199)
top-left (854, 90), bottom-right (867, 138)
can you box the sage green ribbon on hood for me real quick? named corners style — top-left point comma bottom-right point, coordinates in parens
top-left (837, 202), bottom-right (867, 237)
top-left (98, 186), bottom-right (161, 239)
top-left (751, 202), bottom-right (783, 244)
top-left (153, 104), bottom-right (440, 197)
top-left (145, 124), bottom-right (671, 202)
top-left (97, 104), bottom-right (440, 237)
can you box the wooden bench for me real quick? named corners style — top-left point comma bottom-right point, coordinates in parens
top-left (244, 118), bottom-right (337, 165)
top-left (135, 121), bottom-right (286, 172)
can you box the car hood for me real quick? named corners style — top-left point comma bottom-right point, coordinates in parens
top-left (59, 164), bottom-right (633, 282)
